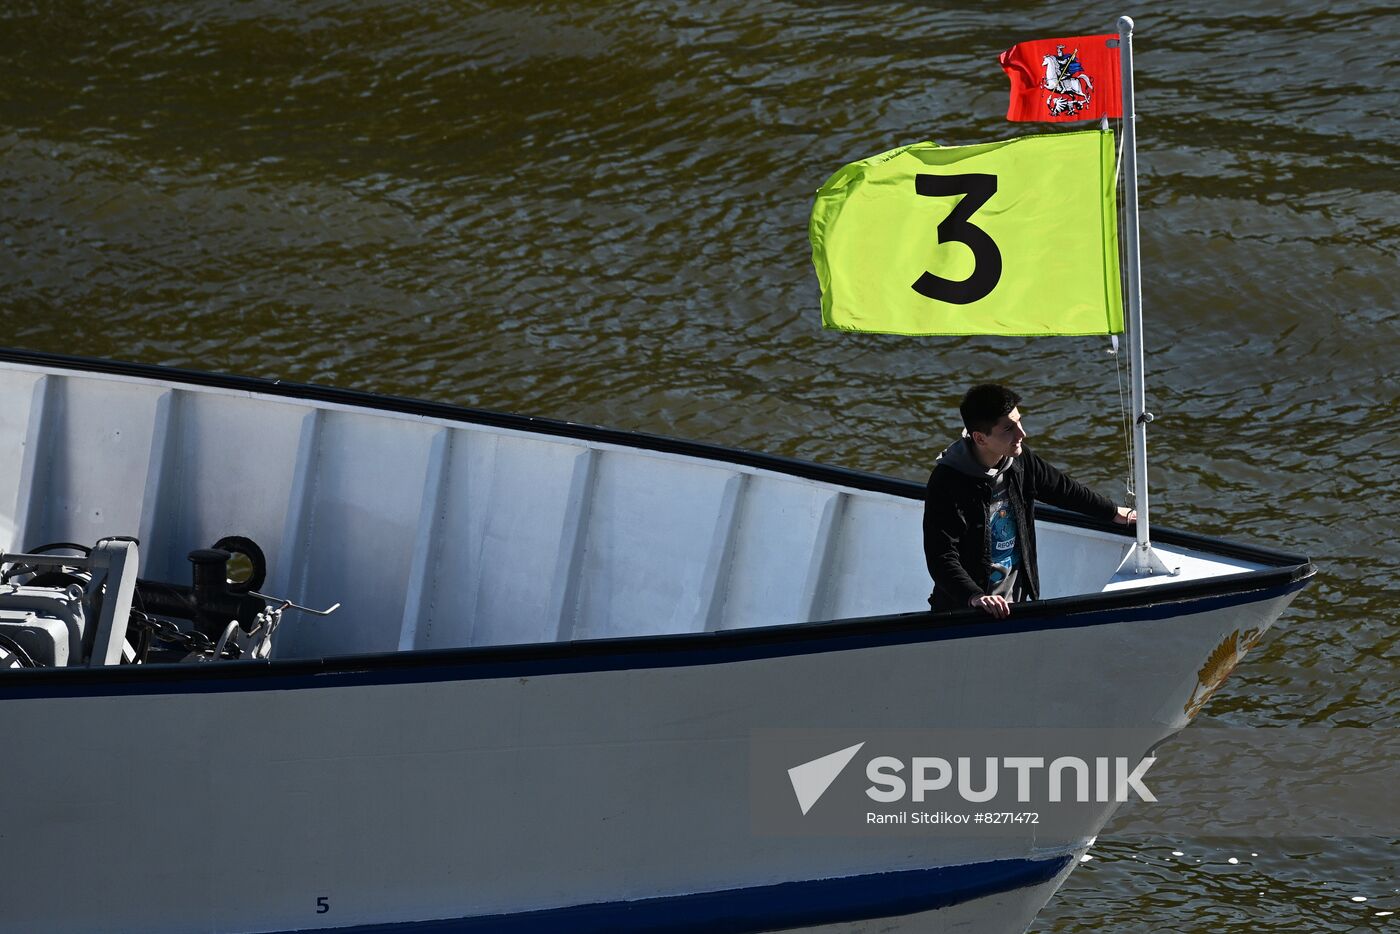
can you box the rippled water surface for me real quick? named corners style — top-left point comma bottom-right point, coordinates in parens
top-left (2, 2), bottom-right (1396, 930)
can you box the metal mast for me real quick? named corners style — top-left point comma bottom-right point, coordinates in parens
top-left (1116, 15), bottom-right (1174, 577)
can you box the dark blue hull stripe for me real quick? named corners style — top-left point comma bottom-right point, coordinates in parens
top-left (0, 578), bottom-right (1307, 699)
top-left (281, 855), bottom-right (1073, 934)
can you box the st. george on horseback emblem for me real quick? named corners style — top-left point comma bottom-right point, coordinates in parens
top-left (1042, 45), bottom-right (1094, 117)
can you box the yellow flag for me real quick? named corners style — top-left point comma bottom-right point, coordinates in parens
top-left (810, 129), bottom-right (1123, 335)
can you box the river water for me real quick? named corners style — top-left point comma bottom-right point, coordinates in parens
top-left (2, 2), bottom-right (1395, 930)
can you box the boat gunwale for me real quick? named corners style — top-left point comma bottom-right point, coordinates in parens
top-left (0, 572), bottom-right (1311, 697)
top-left (0, 348), bottom-right (1316, 695)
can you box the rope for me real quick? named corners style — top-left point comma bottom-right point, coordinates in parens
top-left (1111, 114), bottom-right (1135, 503)
top-left (1110, 334), bottom-right (1134, 502)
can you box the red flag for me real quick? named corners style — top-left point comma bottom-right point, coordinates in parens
top-left (999, 34), bottom-right (1122, 122)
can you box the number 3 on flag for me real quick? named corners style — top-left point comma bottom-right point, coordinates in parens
top-left (912, 174), bottom-right (1001, 306)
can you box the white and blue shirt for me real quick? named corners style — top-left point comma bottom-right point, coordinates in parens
top-left (987, 473), bottom-right (1021, 596)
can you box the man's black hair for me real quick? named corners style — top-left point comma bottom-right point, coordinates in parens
top-left (960, 384), bottom-right (1021, 436)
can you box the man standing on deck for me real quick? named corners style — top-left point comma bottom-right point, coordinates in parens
top-left (924, 384), bottom-right (1136, 618)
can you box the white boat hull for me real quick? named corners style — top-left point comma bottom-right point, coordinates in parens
top-left (3, 586), bottom-right (1300, 933)
top-left (0, 351), bottom-right (1312, 933)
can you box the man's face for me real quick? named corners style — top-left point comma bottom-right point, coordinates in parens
top-left (977, 407), bottom-right (1027, 460)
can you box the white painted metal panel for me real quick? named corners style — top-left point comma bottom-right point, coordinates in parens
top-left (571, 451), bottom-right (738, 640)
top-left (1036, 521), bottom-right (1266, 598)
top-left (717, 476), bottom-right (839, 630)
top-left (409, 432), bottom-right (597, 649)
top-left (17, 375), bottom-right (161, 552)
top-left (825, 495), bottom-right (929, 621)
top-left (1035, 521), bottom-right (1128, 599)
top-left (138, 389), bottom-right (311, 585)
top-left (276, 411), bottom-right (437, 657)
top-left (0, 368), bottom-right (43, 550)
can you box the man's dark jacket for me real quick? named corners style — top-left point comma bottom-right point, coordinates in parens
top-left (923, 440), bottom-right (1117, 612)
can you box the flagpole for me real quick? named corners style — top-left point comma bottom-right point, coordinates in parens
top-left (1116, 15), bottom-right (1172, 577)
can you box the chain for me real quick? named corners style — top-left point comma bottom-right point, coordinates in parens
top-left (128, 612), bottom-right (221, 657)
